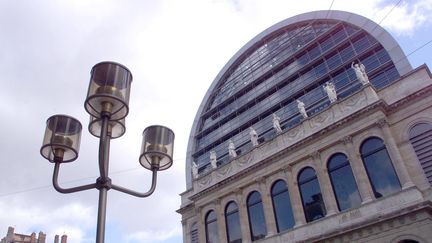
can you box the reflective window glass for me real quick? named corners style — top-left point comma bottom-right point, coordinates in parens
top-left (328, 153), bottom-right (362, 211)
top-left (298, 167), bottom-right (326, 222)
top-left (247, 191), bottom-right (267, 241)
top-left (225, 201), bottom-right (242, 243)
top-left (205, 210), bottom-right (219, 243)
top-left (361, 137), bottom-right (401, 198)
top-left (271, 180), bottom-right (295, 232)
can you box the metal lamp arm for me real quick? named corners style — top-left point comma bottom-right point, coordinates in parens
top-left (53, 162), bottom-right (97, 194)
top-left (111, 168), bottom-right (158, 197)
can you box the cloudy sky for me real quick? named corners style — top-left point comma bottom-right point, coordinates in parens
top-left (0, 0), bottom-right (431, 242)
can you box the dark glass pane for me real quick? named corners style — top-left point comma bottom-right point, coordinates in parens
top-left (226, 201), bottom-right (239, 214)
top-left (206, 210), bottom-right (217, 222)
top-left (247, 191), bottom-right (261, 205)
top-left (328, 154), bottom-right (361, 211)
top-left (206, 211), bottom-right (219, 243)
top-left (298, 167), bottom-right (316, 183)
top-left (361, 139), bottom-right (401, 198)
top-left (247, 192), bottom-right (267, 241)
top-left (271, 180), bottom-right (287, 195)
top-left (226, 202), bottom-right (242, 243)
top-left (300, 179), bottom-right (326, 222)
top-left (328, 153), bottom-right (348, 170)
top-left (298, 168), bottom-right (326, 222)
top-left (361, 137), bottom-right (383, 155)
top-left (272, 180), bottom-right (295, 232)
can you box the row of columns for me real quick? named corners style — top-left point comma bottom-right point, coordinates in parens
top-left (195, 120), bottom-right (414, 243)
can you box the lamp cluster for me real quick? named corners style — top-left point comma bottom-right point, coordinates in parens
top-left (39, 62), bottom-right (175, 243)
top-left (40, 62), bottom-right (174, 170)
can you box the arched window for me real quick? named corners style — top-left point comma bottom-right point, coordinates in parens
top-left (190, 222), bottom-right (198, 243)
top-left (298, 167), bottom-right (326, 222)
top-left (247, 191), bottom-right (267, 241)
top-left (225, 201), bottom-right (242, 243)
top-left (327, 153), bottom-right (361, 211)
top-left (409, 123), bottom-right (432, 185)
top-left (205, 210), bottom-right (219, 243)
top-left (361, 137), bottom-right (401, 198)
top-left (271, 180), bottom-right (295, 232)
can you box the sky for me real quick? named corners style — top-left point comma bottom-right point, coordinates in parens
top-left (0, 0), bottom-right (431, 243)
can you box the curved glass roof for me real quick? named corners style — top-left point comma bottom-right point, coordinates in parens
top-left (185, 11), bottom-right (411, 188)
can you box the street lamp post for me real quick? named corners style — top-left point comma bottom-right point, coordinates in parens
top-left (40, 62), bottom-right (175, 243)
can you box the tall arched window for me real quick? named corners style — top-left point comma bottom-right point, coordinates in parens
top-left (409, 123), bottom-right (432, 185)
top-left (298, 167), bottom-right (326, 222)
top-left (205, 210), bottom-right (219, 243)
top-left (271, 180), bottom-right (295, 232)
top-left (225, 201), bottom-right (242, 243)
top-left (327, 153), bottom-right (361, 211)
top-left (247, 191), bottom-right (267, 241)
top-left (361, 137), bottom-right (401, 198)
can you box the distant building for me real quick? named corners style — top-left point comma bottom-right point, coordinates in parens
top-left (1, 227), bottom-right (67, 243)
top-left (178, 10), bottom-right (432, 243)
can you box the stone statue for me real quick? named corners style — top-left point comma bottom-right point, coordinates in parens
top-left (210, 151), bottom-right (217, 169)
top-left (249, 127), bottom-right (259, 147)
top-left (228, 140), bottom-right (237, 158)
top-left (351, 61), bottom-right (369, 85)
top-left (272, 113), bottom-right (283, 133)
top-left (323, 81), bottom-right (337, 103)
top-left (192, 161), bottom-right (198, 178)
top-left (297, 99), bottom-right (308, 118)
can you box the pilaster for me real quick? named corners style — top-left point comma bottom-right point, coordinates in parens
top-left (376, 119), bottom-right (415, 189)
top-left (236, 191), bottom-right (252, 243)
top-left (284, 165), bottom-right (306, 227)
top-left (258, 178), bottom-right (278, 237)
top-left (311, 152), bottom-right (338, 215)
top-left (341, 135), bottom-right (374, 203)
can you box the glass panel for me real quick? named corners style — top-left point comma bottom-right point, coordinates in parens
top-left (226, 202), bottom-right (242, 243)
top-left (328, 154), bottom-right (361, 211)
top-left (271, 180), bottom-right (295, 232)
top-left (206, 211), bottom-right (219, 243)
top-left (298, 168), bottom-right (326, 222)
top-left (247, 192), bottom-right (267, 241)
top-left (361, 138), bottom-right (401, 198)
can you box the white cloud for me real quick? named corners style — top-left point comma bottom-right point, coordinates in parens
top-left (0, 201), bottom-right (93, 243)
top-left (373, 0), bottom-right (432, 36)
top-left (126, 227), bottom-right (182, 243)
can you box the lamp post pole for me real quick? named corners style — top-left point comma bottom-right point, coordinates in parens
top-left (40, 62), bottom-right (175, 243)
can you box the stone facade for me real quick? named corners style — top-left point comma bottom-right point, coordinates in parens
top-left (178, 10), bottom-right (432, 243)
top-left (179, 65), bottom-right (432, 243)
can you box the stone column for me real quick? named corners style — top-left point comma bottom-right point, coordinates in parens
top-left (236, 191), bottom-right (252, 243)
top-left (259, 179), bottom-right (278, 237)
top-left (284, 166), bottom-right (306, 227)
top-left (197, 207), bottom-right (207, 243)
top-left (341, 136), bottom-right (374, 203)
top-left (311, 152), bottom-right (338, 216)
top-left (216, 200), bottom-right (227, 243)
top-left (377, 119), bottom-right (414, 189)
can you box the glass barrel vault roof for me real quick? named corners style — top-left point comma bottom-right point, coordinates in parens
top-left (185, 10), bottom-right (412, 188)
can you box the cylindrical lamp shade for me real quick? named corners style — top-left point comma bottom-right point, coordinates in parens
top-left (85, 62), bottom-right (132, 120)
top-left (139, 125), bottom-right (174, 171)
top-left (40, 115), bottom-right (82, 163)
top-left (88, 116), bottom-right (126, 139)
